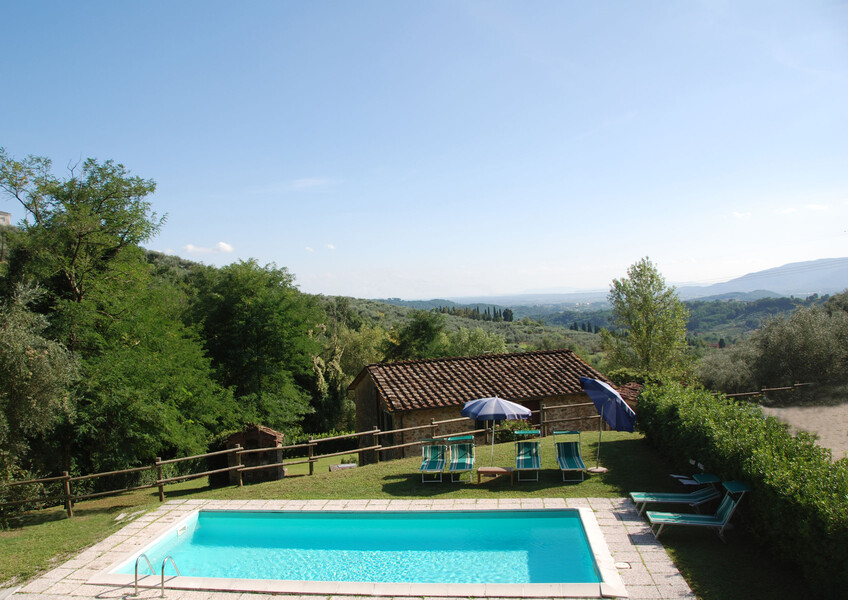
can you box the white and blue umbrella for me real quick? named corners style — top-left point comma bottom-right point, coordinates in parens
top-left (461, 396), bottom-right (531, 465)
top-left (579, 377), bottom-right (636, 472)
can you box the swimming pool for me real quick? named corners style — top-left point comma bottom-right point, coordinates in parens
top-left (94, 506), bottom-right (627, 598)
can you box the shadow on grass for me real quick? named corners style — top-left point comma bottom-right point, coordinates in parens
top-left (379, 468), bottom-right (598, 497)
top-left (1, 507), bottom-right (68, 529)
top-left (591, 437), bottom-right (681, 494)
top-left (2, 496), bottom-right (147, 529)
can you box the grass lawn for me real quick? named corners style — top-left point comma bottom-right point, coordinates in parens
top-left (0, 432), bottom-right (807, 599)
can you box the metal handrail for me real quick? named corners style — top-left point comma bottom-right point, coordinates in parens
top-left (133, 553), bottom-right (155, 596)
top-left (160, 555), bottom-right (181, 597)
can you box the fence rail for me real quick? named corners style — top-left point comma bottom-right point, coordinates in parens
top-left (1, 400), bottom-right (601, 519)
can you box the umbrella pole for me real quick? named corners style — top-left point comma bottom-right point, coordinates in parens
top-left (596, 405), bottom-right (603, 468)
top-left (588, 405), bottom-right (608, 474)
top-left (490, 420), bottom-right (495, 465)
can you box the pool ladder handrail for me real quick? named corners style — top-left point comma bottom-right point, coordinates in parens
top-left (133, 553), bottom-right (155, 596)
top-left (160, 555), bottom-right (181, 597)
top-left (132, 553), bottom-right (181, 597)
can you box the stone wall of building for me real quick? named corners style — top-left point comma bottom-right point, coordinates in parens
top-left (539, 394), bottom-right (601, 435)
top-left (391, 405), bottom-right (482, 459)
top-left (353, 376), bottom-right (379, 434)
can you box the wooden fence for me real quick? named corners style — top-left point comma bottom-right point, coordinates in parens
top-left (0, 402), bottom-right (601, 519)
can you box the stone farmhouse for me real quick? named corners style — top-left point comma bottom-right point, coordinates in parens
top-left (350, 349), bottom-right (637, 462)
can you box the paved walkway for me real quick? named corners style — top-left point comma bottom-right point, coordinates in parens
top-left (8, 498), bottom-right (694, 600)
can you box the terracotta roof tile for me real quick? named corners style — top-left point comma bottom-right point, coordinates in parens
top-left (355, 349), bottom-right (612, 412)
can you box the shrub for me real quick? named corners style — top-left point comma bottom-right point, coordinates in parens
top-left (495, 419), bottom-right (534, 443)
top-left (638, 383), bottom-right (848, 597)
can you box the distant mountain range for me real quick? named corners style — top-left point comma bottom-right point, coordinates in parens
top-left (414, 257), bottom-right (848, 308)
top-left (675, 258), bottom-right (848, 300)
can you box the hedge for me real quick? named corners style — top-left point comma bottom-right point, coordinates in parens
top-left (638, 383), bottom-right (848, 597)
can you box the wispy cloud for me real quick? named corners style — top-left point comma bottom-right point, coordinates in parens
top-left (305, 246), bottom-right (314, 252)
top-left (732, 211), bottom-right (752, 220)
top-left (805, 203), bottom-right (829, 211)
top-left (327, 244), bottom-right (336, 250)
top-left (184, 242), bottom-right (234, 254)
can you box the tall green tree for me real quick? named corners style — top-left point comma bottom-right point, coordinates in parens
top-left (601, 257), bottom-right (691, 378)
top-left (74, 278), bottom-right (239, 473)
top-left (188, 260), bottom-right (321, 433)
top-left (1, 150), bottom-right (237, 473)
top-left (310, 297), bottom-right (385, 432)
top-left (0, 149), bottom-right (163, 352)
top-left (0, 284), bottom-right (78, 475)
top-left (383, 310), bottom-right (446, 361)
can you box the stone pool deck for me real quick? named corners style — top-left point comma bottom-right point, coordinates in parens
top-left (6, 498), bottom-right (695, 600)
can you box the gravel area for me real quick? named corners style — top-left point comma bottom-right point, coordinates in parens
top-left (760, 403), bottom-right (848, 460)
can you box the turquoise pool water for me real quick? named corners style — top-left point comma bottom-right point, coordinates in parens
top-left (118, 509), bottom-right (601, 584)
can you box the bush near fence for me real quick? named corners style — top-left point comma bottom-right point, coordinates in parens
top-left (638, 383), bottom-right (848, 597)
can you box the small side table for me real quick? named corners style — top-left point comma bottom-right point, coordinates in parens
top-left (477, 466), bottom-right (514, 485)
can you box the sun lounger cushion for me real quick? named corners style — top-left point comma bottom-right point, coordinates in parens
top-left (646, 494), bottom-right (740, 539)
top-left (630, 485), bottom-right (720, 514)
top-left (447, 442), bottom-right (474, 482)
top-left (419, 443), bottom-right (446, 482)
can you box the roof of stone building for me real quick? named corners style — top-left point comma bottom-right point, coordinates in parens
top-left (617, 382), bottom-right (643, 408)
top-left (350, 349), bottom-right (613, 412)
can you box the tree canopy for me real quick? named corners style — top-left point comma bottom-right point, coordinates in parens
top-left (698, 290), bottom-right (848, 399)
top-left (601, 257), bottom-right (691, 379)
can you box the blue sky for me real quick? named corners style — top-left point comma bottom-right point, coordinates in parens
top-left (2, 1), bottom-right (846, 299)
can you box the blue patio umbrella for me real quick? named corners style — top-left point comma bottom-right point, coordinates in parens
top-left (579, 377), bottom-right (636, 473)
top-left (461, 396), bottom-right (531, 465)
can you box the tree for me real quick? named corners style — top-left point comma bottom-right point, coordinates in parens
top-left (442, 327), bottom-right (507, 357)
top-left (0, 284), bottom-right (78, 474)
top-left (383, 310), bottom-right (446, 361)
top-left (697, 297), bottom-right (848, 398)
top-left (74, 278), bottom-right (240, 473)
top-left (310, 298), bottom-right (383, 432)
top-left (751, 306), bottom-right (848, 389)
top-left (601, 257), bottom-right (691, 378)
top-left (188, 260), bottom-right (321, 433)
top-left (0, 149), bottom-right (163, 352)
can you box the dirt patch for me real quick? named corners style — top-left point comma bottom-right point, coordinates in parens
top-left (761, 403), bottom-right (848, 460)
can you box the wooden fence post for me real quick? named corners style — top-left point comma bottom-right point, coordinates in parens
top-left (373, 426), bottom-right (380, 463)
top-left (540, 405), bottom-right (547, 437)
top-left (62, 471), bottom-right (73, 518)
top-left (156, 457), bottom-right (164, 502)
top-left (308, 438), bottom-right (314, 476)
top-left (236, 444), bottom-right (243, 487)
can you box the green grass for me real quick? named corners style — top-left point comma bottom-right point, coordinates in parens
top-left (0, 433), bottom-right (807, 599)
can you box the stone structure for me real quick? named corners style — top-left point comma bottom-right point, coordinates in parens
top-left (350, 349), bottom-right (632, 463)
top-left (224, 424), bottom-right (285, 484)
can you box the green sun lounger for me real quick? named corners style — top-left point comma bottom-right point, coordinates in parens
top-left (646, 482), bottom-right (750, 541)
top-left (419, 440), bottom-right (446, 483)
top-left (553, 430), bottom-right (586, 482)
top-left (515, 430), bottom-right (541, 482)
top-left (446, 435), bottom-right (475, 483)
top-left (630, 485), bottom-right (721, 515)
